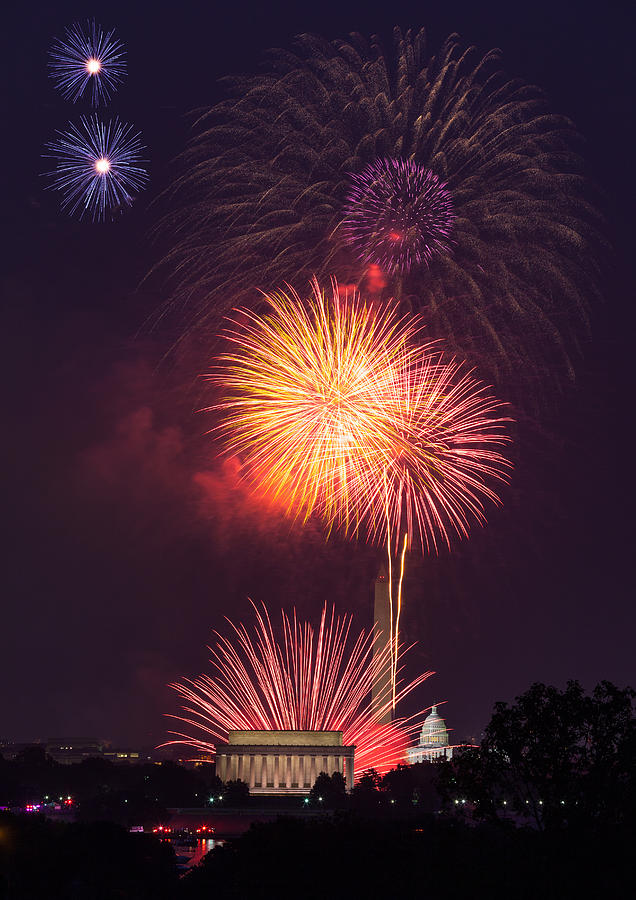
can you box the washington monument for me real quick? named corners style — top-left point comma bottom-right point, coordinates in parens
top-left (371, 564), bottom-right (393, 724)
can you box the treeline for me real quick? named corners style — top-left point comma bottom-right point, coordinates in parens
top-left (0, 752), bottom-right (223, 826)
top-left (0, 749), bottom-right (444, 822)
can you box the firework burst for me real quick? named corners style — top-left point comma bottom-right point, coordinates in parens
top-left (209, 279), bottom-right (511, 555)
top-left (342, 158), bottom-right (455, 274)
top-left (45, 116), bottom-right (148, 221)
top-left (154, 28), bottom-right (603, 399)
top-left (49, 20), bottom-right (126, 105)
top-left (166, 602), bottom-right (433, 777)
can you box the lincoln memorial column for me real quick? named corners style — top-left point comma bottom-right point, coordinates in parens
top-left (285, 755), bottom-right (292, 789)
top-left (260, 755), bottom-right (267, 788)
top-left (291, 754), bottom-right (298, 787)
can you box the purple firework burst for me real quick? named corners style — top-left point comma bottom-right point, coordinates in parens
top-left (49, 20), bottom-right (126, 106)
top-left (342, 158), bottom-right (455, 275)
top-left (44, 116), bottom-right (148, 221)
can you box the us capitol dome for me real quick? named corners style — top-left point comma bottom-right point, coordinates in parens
top-left (406, 705), bottom-right (454, 763)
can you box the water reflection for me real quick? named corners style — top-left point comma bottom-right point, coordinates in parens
top-left (173, 838), bottom-right (224, 871)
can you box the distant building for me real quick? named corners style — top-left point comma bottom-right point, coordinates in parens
top-left (45, 738), bottom-right (105, 765)
top-left (46, 740), bottom-right (148, 765)
top-left (2, 738), bottom-right (155, 766)
top-left (215, 730), bottom-right (355, 795)
top-left (102, 749), bottom-right (141, 764)
top-left (406, 706), bottom-right (454, 763)
top-left (0, 740), bottom-right (42, 761)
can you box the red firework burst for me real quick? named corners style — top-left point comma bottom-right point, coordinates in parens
top-left (164, 602), bottom-right (433, 777)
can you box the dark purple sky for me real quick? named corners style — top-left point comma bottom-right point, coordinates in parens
top-left (2, 1), bottom-right (633, 749)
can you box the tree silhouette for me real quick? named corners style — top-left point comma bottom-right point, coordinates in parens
top-left (309, 771), bottom-right (346, 808)
top-left (222, 778), bottom-right (250, 806)
top-left (437, 680), bottom-right (635, 830)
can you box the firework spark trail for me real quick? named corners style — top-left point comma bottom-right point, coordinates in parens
top-left (209, 278), bottom-right (512, 555)
top-left (44, 116), bottom-right (148, 221)
top-left (392, 532), bottom-right (409, 710)
top-left (165, 602), bottom-right (433, 776)
top-left (49, 20), bottom-right (126, 105)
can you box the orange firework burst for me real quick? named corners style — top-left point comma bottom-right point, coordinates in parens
top-left (208, 278), bottom-right (511, 554)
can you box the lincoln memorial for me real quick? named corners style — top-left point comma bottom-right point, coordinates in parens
top-left (215, 730), bottom-right (355, 795)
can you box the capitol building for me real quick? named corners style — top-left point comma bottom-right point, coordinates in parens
top-left (406, 705), bottom-right (454, 763)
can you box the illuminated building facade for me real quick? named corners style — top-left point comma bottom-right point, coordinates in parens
top-left (406, 706), bottom-right (454, 763)
top-left (215, 730), bottom-right (355, 795)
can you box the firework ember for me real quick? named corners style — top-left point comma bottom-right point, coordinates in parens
top-left (209, 279), bottom-right (511, 555)
top-left (342, 158), bottom-right (455, 274)
top-left (165, 602), bottom-right (433, 777)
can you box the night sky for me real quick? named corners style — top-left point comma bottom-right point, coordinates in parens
top-left (2, 1), bottom-right (633, 749)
